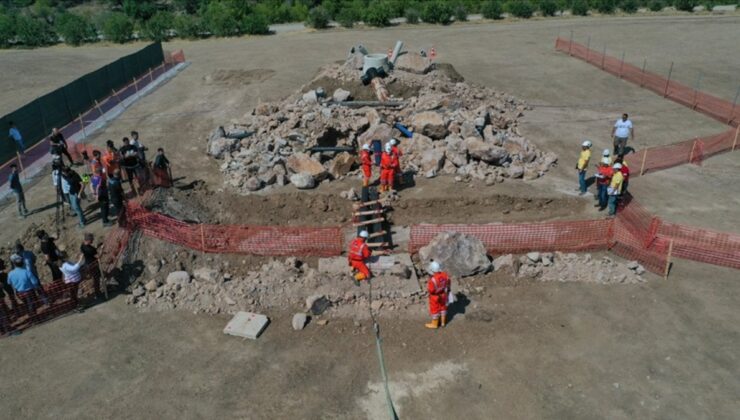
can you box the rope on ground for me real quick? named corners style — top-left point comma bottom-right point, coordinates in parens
top-left (367, 280), bottom-right (399, 420)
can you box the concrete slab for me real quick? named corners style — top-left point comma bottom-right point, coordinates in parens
top-left (223, 312), bottom-right (269, 340)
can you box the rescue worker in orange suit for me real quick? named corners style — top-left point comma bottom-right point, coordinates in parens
top-left (348, 230), bottom-right (372, 286)
top-left (425, 261), bottom-right (452, 329)
top-left (360, 143), bottom-right (373, 187)
top-left (389, 138), bottom-right (403, 186)
top-left (380, 143), bottom-right (395, 192)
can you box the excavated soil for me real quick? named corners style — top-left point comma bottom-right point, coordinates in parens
top-left (203, 68), bottom-right (276, 86)
top-left (305, 74), bottom-right (422, 102)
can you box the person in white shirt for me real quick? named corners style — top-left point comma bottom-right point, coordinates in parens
top-left (611, 113), bottom-right (634, 156)
top-left (60, 254), bottom-right (85, 310)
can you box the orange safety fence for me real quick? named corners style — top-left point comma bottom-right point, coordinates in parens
top-left (124, 200), bottom-right (344, 257)
top-left (555, 38), bottom-right (740, 126)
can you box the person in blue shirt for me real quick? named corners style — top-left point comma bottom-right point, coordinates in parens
top-left (8, 254), bottom-right (43, 317)
top-left (14, 242), bottom-right (39, 280)
top-left (8, 121), bottom-right (24, 154)
top-left (9, 164), bottom-right (28, 218)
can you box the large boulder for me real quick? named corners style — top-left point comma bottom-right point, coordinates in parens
top-left (286, 153), bottom-right (327, 179)
top-left (465, 138), bottom-right (509, 165)
top-left (411, 111), bottom-right (448, 139)
top-left (420, 148), bottom-right (445, 176)
top-left (445, 137), bottom-right (469, 167)
top-left (333, 88), bottom-right (351, 102)
top-left (328, 152), bottom-right (355, 179)
top-left (207, 137), bottom-right (239, 159)
top-left (358, 123), bottom-right (393, 145)
top-left (418, 232), bottom-right (491, 277)
top-left (166, 271), bottom-right (191, 286)
top-left (290, 173), bottom-right (316, 189)
top-left (395, 52), bottom-right (434, 74)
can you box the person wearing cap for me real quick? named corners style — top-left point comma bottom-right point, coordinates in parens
top-left (608, 163), bottom-right (624, 216)
top-left (425, 261), bottom-right (451, 329)
top-left (8, 254), bottom-right (43, 317)
top-left (576, 140), bottom-right (592, 195)
top-left (360, 143), bottom-right (373, 187)
top-left (348, 230), bottom-right (373, 286)
top-left (62, 166), bottom-right (87, 228)
top-left (611, 113), bottom-right (634, 156)
top-left (8, 164), bottom-right (29, 218)
top-left (601, 148), bottom-right (613, 165)
top-left (594, 156), bottom-right (614, 211)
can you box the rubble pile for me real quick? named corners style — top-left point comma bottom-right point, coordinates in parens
top-left (494, 252), bottom-right (646, 284)
top-left (208, 52), bottom-right (558, 194)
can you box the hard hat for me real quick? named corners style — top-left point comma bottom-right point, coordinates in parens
top-left (384, 143), bottom-right (392, 153)
top-left (362, 144), bottom-right (370, 151)
top-left (613, 163), bottom-right (622, 169)
top-left (390, 138), bottom-right (398, 146)
top-left (602, 149), bottom-right (611, 157)
top-left (581, 140), bottom-right (592, 148)
top-left (429, 261), bottom-right (441, 273)
top-left (359, 230), bottom-right (369, 238)
top-left (601, 157), bottom-right (611, 165)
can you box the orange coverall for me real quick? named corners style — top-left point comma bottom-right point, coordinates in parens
top-left (427, 272), bottom-right (450, 318)
top-left (348, 237), bottom-right (372, 279)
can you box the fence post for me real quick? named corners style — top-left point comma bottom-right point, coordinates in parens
top-left (79, 114), bottom-right (87, 139)
top-left (619, 51), bottom-right (625, 78)
top-left (732, 125), bottom-right (739, 151)
top-left (664, 239), bottom-right (673, 280)
top-left (200, 224), bottom-right (206, 252)
top-left (663, 61), bottom-right (674, 97)
top-left (585, 36), bottom-right (591, 62)
top-left (16, 151), bottom-right (25, 175)
top-left (730, 86), bottom-right (740, 124)
top-left (601, 44), bottom-right (606, 69)
top-left (133, 77), bottom-right (139, 95)
top-left (639, 148), bottom-right (648, 176)
top-left (640, 59), bottom-right (647, 87)
top-left (692, 72), bottom-right (702, 109)
top-left (568, 31), bottom-right (573, 55)
top-left (148, 67), bottom-right (154, 83)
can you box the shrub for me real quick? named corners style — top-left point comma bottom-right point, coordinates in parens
top-left (701, 0), bottom-right (714, 10)
top-left (454, 4), bottom-right (469, 21)
top-left (674, 0), bottom-right (697, 10)
top-left (422, 1), bottom-right (454, 24)
top-left (203, 2), bottom-right (240, 36)
top-left (404, 7), bottom-right (421, 23)
top-left (123, 0), bottom-right (157, 21)
top-left (101, 12), bottom-right (133, 43)
top-left (173, 14), bottom-right (202, 38)
top-left (648, 0), bottom-right (664, 9)
top-left (290, 3), bottom-right (310, 21)
top-left (540, 0), bottom-right (559, 15)
top-left (0, 13), bottom-right (15, 47)
top-left (571, 0), bottom-right (590, 14)
top-left (14, 15), bottom-right (57, 46)
top-left (306, 6), bottom-right (330, 29)
top-left (364, 1), bottom-right (393, 26)
top-left (595, 0), bottom-right (617, 13)
top-left (241, 12), bottom-right (270, 35)
top-left (336, 8), bottom-right (359, 28)
top-left (142, 11), bottom-right (173, 42)
top-left (506, 0), bottom-right (535, 17)
top-left (481, 0), bottom-right (504, 18)
top-left (173, 0), bottom-right (200, 15)
top-left (620, 0), bottom-right (640, 11)
top-left (56, 13), bottom-right (97, 46)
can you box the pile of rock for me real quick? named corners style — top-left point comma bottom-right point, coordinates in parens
top-left (208, 52), bottom-right (558, 194)
top-left (493, 252), bottom-right (646, 284)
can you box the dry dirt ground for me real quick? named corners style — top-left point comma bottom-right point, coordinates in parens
top-left (0, 15), bottom-right (739, 419)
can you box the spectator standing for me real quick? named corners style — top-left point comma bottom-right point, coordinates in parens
top-left (60, 254), bottom-right (85, 311)
top-left (92, 167), bottom-right (112, 226)
top-left (8, 254), bottom-right (43, 317)
top-left (615, 154), bottom-right (630, 195)
top-left (9, 164), bottom-right (29, 218)
top-left (108, 169), bottom-right (125, 217)
top-left (81, 233), bottom-right (103, 299)
top-left (8, 121), bottom-right (24, 154)
top-left (62, 166), bottom-right (86, 227)
top-left (152, 148), bottom-right (171, 186)
top-left (608, 163), bottom-right (625, 216)
top-left (575, 140), bottom-right (592, 195)
top-left (0, 261), bottom-right (12, 334)
top-left (0, 259), bottom-right (20, 313)
top-left (49, 127), bottom-right (74, 166)
top-left (611, 113), bottom-right (634, 156)
top-left (119, 137), bottom-right (140, 195)
top-left (594, 157), bottom-right (613, 211)
top-left (102, 140), bottom-right (119, 175)
top-left (131, 131), bottom-right (146, 163)
top-left (14, 242), bottom-right (39, 281)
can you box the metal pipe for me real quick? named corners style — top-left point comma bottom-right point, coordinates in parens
top-left (390, 41), bottom-right (403, 65)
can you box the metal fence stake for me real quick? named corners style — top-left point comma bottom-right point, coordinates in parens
top-left (664, 61), bottom-right (674, 97)
top-left (619, 51), bottom-right (625, 78)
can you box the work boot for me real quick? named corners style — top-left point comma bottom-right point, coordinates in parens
top-left (425, 318), bottom-right (440, 329)
top-left (441, 315), bottom-right (447, 327)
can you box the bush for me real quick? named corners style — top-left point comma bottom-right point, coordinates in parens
top-left (122, 0), bottom-right (157, 21)
top-left (404, 7), bottom-right (421, 23)
top-left (56, 13), bottom-right (97, 46)
top-left (173, 14), bottom-right (202, 38)
top-left (571, 0), bottom-right (590, 14)
top-left (674, 0), bottom-right (697, 10)
top-left (506, 0), bottom-right (535, 17)
top-left (648, 0), bottom-right (664, 9)
top-left (701, 0), bottom-right (714, 10)
top-left (336, 7), bottom-right (359, 28)
top-left (481, 0), bottom-right (504, 18)
top-left (241, 12), bottom-right (270, 35)
top-left (595, 0), bottom-right (617, 13)
top-left (306, 6), bottom-right (330, 29)
top-left (454, 4), bottom-right (469, 21)
top-left (540, 0), bottom-right (559, 15)
top-left (14, 15), bottom-right (57, 46)
top-left (142, 11), bottom-right (173, 42)
top-left (290, 3), bottom-right (310, 22)
top-left (364, 1), bottom-right (393, 27)
top-left (203, 2), bottom-right (240, 36)
top-left (621, 0), bottom-right (640, 11)
top-left (101, 12), bottom-right (133, 43)
top-left (422, 1), bottom-right (454, 24)
top-left (0, 13), bottom-right (15, 47)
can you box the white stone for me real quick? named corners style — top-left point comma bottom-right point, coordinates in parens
top-left (223, 311), bottom-right (269, 340)
top-left (166, 271), bottom-right (190, 286)
top-left (292, 312), bottom-right (308, 330)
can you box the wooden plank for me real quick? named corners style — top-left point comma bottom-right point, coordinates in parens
top-left (353, 209), bottom-right (386, 217)
top-left (352, 217), bottom-right (385, 227)
top-left (353, 198), bottom-right (388, 209)
top-left (368, 230), bottom-right (387, 239)
top-left (367, 242), bottom-right (389, 248)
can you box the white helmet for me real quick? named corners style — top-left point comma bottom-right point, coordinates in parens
top-left (362, 143), bottom-right (370, 151)
top-left (581, 140), bottom-right (592, 148)
top-left (601, 157), bottom-right (611, 165)
top-left (390, 138), bottom-right (398, 146)
top-left (613, 163), bottom-right (622, 169)
top-left (428, 261), bottom-right (441, 273)
top-left (359, 230), bottom-right (369, 238)
top-left (602, 149), bottom-right (611, 157)
top-left (384, 143), bottom-right (392, 153)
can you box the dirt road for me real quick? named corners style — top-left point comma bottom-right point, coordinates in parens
top-left (0, 15), bottom-right (739, 419)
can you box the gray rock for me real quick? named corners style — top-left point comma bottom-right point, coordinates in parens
top-left (395, 52), bottom-right (434, 74)
top-left (465, 138), bottom-right (509, 165)
top-left (144, 280), bottom-right (159, 292)
top-left (193, 267), bottom-right (219, 283)
top-left (420, 148), bottom-right (445, 174)
top-left (166, 271), bottom-right (191, 286)
top-left (244, 176), bottom-right (263, 191)
top-left (418, 232), bottom-right (491, 277)
top-left (207, 137), bottom-right (239, 159)
top-left (306, 295), bottom-right (331, 315)
top-left (302, 90), bottom-right (318, 104)
top-left (493, 254), bottom-right (519, 274)
top-left (132, 286), bottom-right (145, 298)
top-left (286, 153), bottom-right (327, 179)
top-left (634, 265), bottom-right (646, 275)
top-left (541, 256), bottom-right (553, 267)
top-left (292, 312), bottom-right (308, 330)
top-left (333, 88), bottom-right (351, 102)
top-left (290, 173), bottom-right (316, 189)
top-left (411, 111), bottom-right (448, 139)
top-left (626, 260), bottom-right (640, 270)
top-left (508, 164), bottom-right (524, 179)
top-left (523, 166), bottom-right (540, 180)
top-left (328, 152), bottom-right (355, 179)
top-left (527, 252), bottom-right (541, 263)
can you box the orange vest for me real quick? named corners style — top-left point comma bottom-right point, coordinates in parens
top-left (360, 150), bottom-right (372, 167)
top-left (380, 152), bottom-right (393, 170)
top-left (348, 238), bottom-right (370, 262)
top-left (597, 165), bottom-right (613, 185)
top-left (427, 272), bottom-right (450, 295)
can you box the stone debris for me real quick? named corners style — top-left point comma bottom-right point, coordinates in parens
top-left (208, 49), bottom-right (558, 194)
top-left (292, 312), bottom-right (308, 330)
top-left (418, 232), bottom-right (491, 277)
top-left (506, 252), bottom-right (646, 284)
